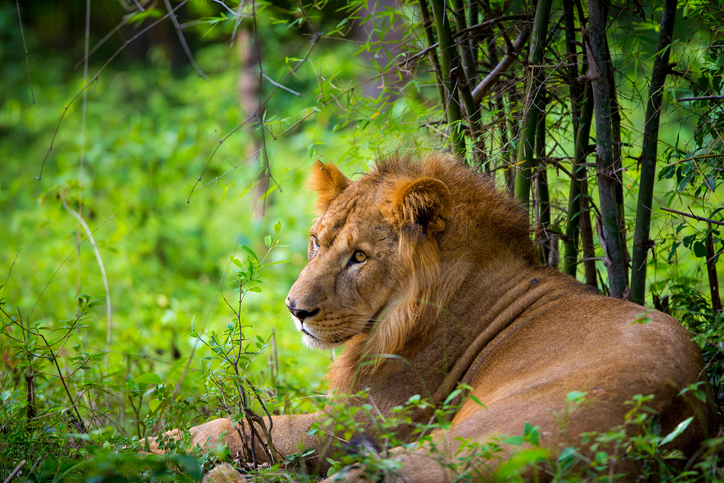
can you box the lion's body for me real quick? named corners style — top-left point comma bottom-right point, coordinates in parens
top-left (155, 155), bottom-right (715, 482)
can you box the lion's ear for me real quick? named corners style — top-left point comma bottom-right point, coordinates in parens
top-left (309, 160), bottom-right (352, 214)
top-left (384, 177), bottom-right (452, 236)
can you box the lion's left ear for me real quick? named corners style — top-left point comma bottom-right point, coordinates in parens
top-left (309, 160), bottom-right (352, 214)
top-left (384, 177), bottom-right (452, 236)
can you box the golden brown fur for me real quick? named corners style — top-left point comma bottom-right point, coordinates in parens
top-left (151, 154), bottom-right (715, 482)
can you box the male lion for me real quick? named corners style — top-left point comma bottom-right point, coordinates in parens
top-left (155, 154), bottom-right (715, 481)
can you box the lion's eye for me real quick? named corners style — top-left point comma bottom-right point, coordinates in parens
top-left (312, 236), bottom-right (320, 250)
top-left (351, 250), bottom-right (368, 263)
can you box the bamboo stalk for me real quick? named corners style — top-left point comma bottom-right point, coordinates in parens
top-left (429, 0), bottom-right (465, 156)
top-left (514, 0), bottom-right (553, 207)
top-left (572, 1), bottom-right (597, 288)
top-left (588, 0), bottom-right (629, 298)
top-left (450, 0), bottom-right (477, 83)
top-left (705, 223), bottom-right (723, 313)
top-left (449, 0), bottom-right (484, 166)
top-left (417, 0), bottom-right (447, 109)
top-left (630, 0), bottom-right (678, 304)
top-left (535, 91), bottom-right (550, 264)
top-left (563, 85), bottom-right (594, 277)
top-left (562, 0), bottom-right (582, 275)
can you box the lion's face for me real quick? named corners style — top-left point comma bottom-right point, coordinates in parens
top-left (286, 184), bottom-right (402, 349)
top-left (286, 160), bottom-right (451, 350)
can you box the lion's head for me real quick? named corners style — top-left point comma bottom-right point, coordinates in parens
top-left (286, 154), bottom-right (536, 389)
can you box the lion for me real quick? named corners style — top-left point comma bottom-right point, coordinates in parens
top-left (153, 153), bottom-right (715, 482)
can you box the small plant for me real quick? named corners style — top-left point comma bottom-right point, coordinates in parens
top-left (189, 220), bottom-right (289, 471)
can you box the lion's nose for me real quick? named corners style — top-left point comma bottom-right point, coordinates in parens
top-left (287, 302), bottom-right (320, 322)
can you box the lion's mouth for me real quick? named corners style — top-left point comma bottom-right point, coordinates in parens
top-left (299, 306), bottom-right (388, 347)
top-left (301, 327), bottom-right (319, 340)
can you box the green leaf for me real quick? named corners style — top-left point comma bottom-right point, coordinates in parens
top-left (260, 260), bottom-right (291, 268)
top-left (264, 235), bottom-right (272, 248)
top-left (557, 446), bottom-right (577, 463)
top-left (503, 435), bottom-right (525, 446)
top-left (240, 245), bottom-right (259, 263)
top-left (630, 310), bottom-right (653, 326)
top-left (660, 417), bottom-right (694, 446)
top-left (134, 373), bottom-right (163, 385)
top-left (667, 241), bottom-right (681, 263)
top-left (230, 255), bottom-right (244, 268)
top-left (524, 422), bottom-right (540, 446)
top-left (693, 241), bottom-right (707, 258)
top-left (566, 391), bottom-right (587, 402)
top-left (444, 388), bottom-right (462, 405)
top-left (467, 394), bottom-right (487, 409)
top-left (149, 398), bottom-right (162, 413)
top-left (248, 286), bottom-right (261, 293)
top-left (274, 219), bottom-right (281, 234)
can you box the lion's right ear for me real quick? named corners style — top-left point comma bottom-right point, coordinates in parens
top-left (383, 177), bottom-right (452, 237)
top-left (309, 160), bottom-right (352, 214)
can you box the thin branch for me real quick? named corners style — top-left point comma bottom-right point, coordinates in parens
top-left (162, 0), bottom-right (239, 106)
top-left (78, 0), bottom-right (91, 297)
top-left (664, 153), bottom-right (723, 167)
top-left (74, 8), bottom-right (136, 71)
top-left (38, 0), bottom-right (190, 181)
top-left (660, 207), bottom-right (724, 227)
top-left (187, 37), bottom-right (321, 202)
top-left (454, 14), bottom-right (532, 38)
top-left (3, 459), bottom-right (26, 483)
top-left (678, 95), bottom-right (724, 101)
top-left (471, 26), bottom-right (530, 103)
top-left (15, 0), bottom-right (34, 103)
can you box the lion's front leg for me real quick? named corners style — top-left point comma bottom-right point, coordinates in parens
top-left (149, 412), bottom-right (329, 470)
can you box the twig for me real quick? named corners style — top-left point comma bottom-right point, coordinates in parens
top-left (3, 248), bottom-right (21, 299)
top-left (400, 41), bottom-right (439, 67)
top-left (73, 7), bottom-right (136, 70)
top-left (454, 14), bottom-right (532, 38)
top-left (162, 0), bottom-right (239, 106)
top-left (38, 1), bottom-right (190, 181)
top-left (678, 95), bottom-right (724, 101)
top-left (471, 26), bottom-right (530, 103)
top-left (62, 201), bottom-right (113, 377)
top-left (3, 459), bottom-right (26, 483)
top-left (7, 307), bottom-right (87, 434)
top-left (252, 0), bottom-right (281, 200)
top-left (187, 35), bottom-right (320, 202)
top-left (660, 207), bottom-right (724, 227)
top-left (664, 153), bottom-right (723, 167)
top-left (15, 0), bottom-right (34, 103)
top-left (78, 0), bottom-right (91, 297)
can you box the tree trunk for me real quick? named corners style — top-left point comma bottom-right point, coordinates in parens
top-left (588, 0), bottom-right (629, 298)
top-left (630, 0), bottom-right (678, 305)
